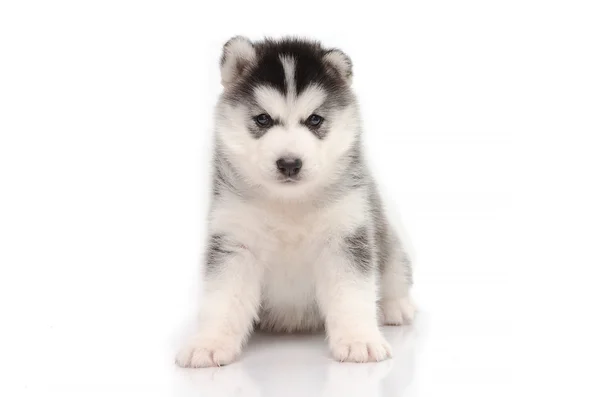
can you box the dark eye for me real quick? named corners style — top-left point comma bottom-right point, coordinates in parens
top-left (307, 114), bottom-right (323, 127)
top-left (254, 113), bottom-right (273, 127)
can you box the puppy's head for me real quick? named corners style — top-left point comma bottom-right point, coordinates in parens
top-left (215, 37), bottom-right (360, 200)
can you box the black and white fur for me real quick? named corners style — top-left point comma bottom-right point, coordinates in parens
top-left (176, 37), bottom-right (415, 367)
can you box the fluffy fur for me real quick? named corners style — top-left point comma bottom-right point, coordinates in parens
top-left (176, 37), bottom-right (415, 367)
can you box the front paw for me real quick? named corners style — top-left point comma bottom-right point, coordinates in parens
top-left (381, 296), bottom-right (416, 326)
top-left (175, 335), bottom-right (242, 368)
top-left (329, 333), bottom-right (392, 363)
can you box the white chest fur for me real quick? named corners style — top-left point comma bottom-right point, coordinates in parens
top-left (209, 190), bottom-right (368, 331)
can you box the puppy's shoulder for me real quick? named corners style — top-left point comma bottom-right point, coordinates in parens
top-left (319, 187), bottom-right (371, 233)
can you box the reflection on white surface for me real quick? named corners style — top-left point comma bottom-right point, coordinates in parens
top-left (175, 323), bottom-right (418, 397)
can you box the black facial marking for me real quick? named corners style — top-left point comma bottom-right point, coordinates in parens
top-left (248, 115), bottom-right (282, 139)
top-left (344, 226), bottom-right (373, 273)
top-left (250, 53), bottom-right (286, 94)
top-left (302, 113), bottom-right (326, 138)
top-left (224, 38), bottom-right (353, 112)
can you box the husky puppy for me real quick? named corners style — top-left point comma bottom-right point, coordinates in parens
top-left (176, 37), bottom-right (415, 367)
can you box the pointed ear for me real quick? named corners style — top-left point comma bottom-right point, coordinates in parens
top-left (220, 36), bottom-right (256, 87)
top-left (324, 49), bottom-right (353, 84)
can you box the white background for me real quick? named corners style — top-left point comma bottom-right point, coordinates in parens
top-left (1, 1), bottom-right (599, 396)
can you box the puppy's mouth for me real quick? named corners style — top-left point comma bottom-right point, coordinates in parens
top-left (278, 177), bottom-right (302, 184)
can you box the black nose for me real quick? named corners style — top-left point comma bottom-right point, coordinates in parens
top-left (276, 158), bottom-right (302, 177)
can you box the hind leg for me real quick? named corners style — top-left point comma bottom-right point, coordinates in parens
top-left (379, 244), bottom-right (416, 326)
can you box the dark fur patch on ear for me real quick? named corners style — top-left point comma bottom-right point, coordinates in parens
top-left (324, 49), bottom-right (353, 81)
top-left (220, 36), bottom-right (256, 86)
